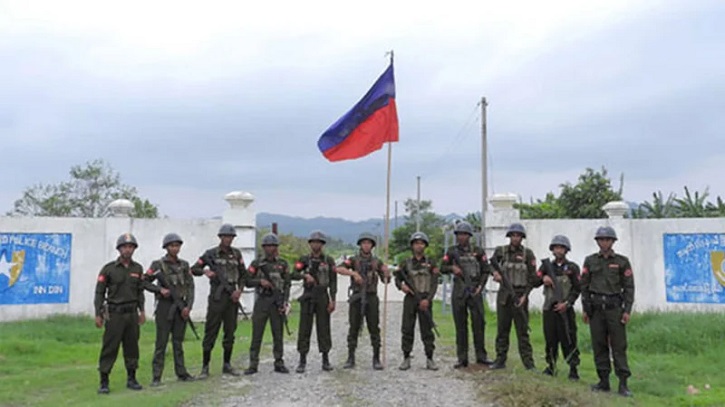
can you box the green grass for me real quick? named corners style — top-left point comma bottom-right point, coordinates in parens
top-left (0, 307), bottom-right (300, 407)
top-left (433, 302), bottom-right (725, 407)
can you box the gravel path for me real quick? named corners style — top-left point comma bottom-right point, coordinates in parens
top-left (184, 302), bottom-right (490, 407)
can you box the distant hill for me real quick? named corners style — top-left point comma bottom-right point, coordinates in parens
top-left (256, 213), bottom-right (407, 244)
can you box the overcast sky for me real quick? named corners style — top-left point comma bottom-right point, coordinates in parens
top-left (1, 0), bottom-right (723, 221)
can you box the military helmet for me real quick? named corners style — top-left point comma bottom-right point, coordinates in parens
top-left (506, 222), bottom-right (527, 238)
top-left (409, 231), bottom-right (429, 246)
top-left (549, 235), bottom-right (571, 251)
top-left (217, 223), bottom-right (237, 237)
top-left (162, 233), bottom-right (183, 248)
top-left (116, 233), bottom-right (138, 249)
top-left (453, 221), bottom-right (474, 236)
top-left (308, 230), bottom-right (327, 244)
top-left (261, 233), bottom-right (280, 246)
top-left (357, 232), bottom-right (377, 247)
top-left (595, 226), bottom-right (617, 241)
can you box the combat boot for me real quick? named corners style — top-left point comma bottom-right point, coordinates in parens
top-left (343, 350), bottom-right (355, 369)
top-left (150, 376), bottom-right (162, 387)
top-left (274, 359), bottom-right (290, 374)
top-left (453, 360), bottom-right (468, 369)
top-left (222, 363), bottom-right (240, 376)
top-left (243, 365), bottom-right (258, 375)
top-left (426, 357), bottom-right (439, 371)
top-left (372, 348), bottom-right (384, 370)
top-left (98, 373), bottom-right (110, 394)
top-left (398, 356), bottom-right (411, 371)
top-left (126, 370), bottom-right (143, 390)
top-left (296, 353), bottom-right (307, 373)
top-left (591, 372), bottom-right (611, 392)
top-left (321, 352), bottom-right (333, 371)
top-left (542, 366), bottom-right (555, 376)
top-left (568, 366), bottom-right (580, 381)
top-left (618, 378), bottom-right (633, 397)
top-left (489, 359), bottom-right (506, 370)
top-left (198, 364), bottom-right (210, 380)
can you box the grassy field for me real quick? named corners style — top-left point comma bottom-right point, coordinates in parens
top-left (433, 302), bottom-right (725, 407)
top-left (0, 308), bottom-right (300, 407)
top-left (1, 302), bottom-right (724, 407)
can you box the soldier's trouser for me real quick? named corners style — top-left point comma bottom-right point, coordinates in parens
top-left (542, 308), bottom-right (579, 369)
top-left (401, 295), bottom-right (435, 357)
top-left (347, 293), bottom-right (380, 351)
top-left (297, 293), bottom-right (332, 354)
top-left (202, 295), bottom-right (238, 355)
top-left (451, 293), bottom-right (487, 362)
top-left (590, 307), bottom-right (630, 379)
top-left (495, 290), bottom-right (534, 367)
top-left (249, 295), bottom-right (284, 367)
top-left (153, 299), bottom-right (189, 378)
top-left (98, 310), bottom-right (140, 374)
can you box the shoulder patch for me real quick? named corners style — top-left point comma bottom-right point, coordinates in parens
top-left (146, 268), bottom-right (155, 275)
top-left (295, 261), bottom-right (304, 271)
top-left (530, 259), bottom-right (536, 266)
top-left (97, 274), bottom-right (106, 283)
top-left (581, 267), bottom-right (589, 274)
top-left (624, 268), bottom-right (633, 277)
top-left (196, 258), bottom-right (204, 266)
top-left (344, 259), bottom-right (352, 266)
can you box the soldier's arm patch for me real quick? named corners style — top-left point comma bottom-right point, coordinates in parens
top-left (196, 258), bottom-right (205, 266)
top-left (581, 267), bottom-right (589, 274)
top-left (442, 254), bottom-right (449, 263)
top-left (97, 274), bottom-right (106, 283)
top-left (344, 259), bottom-right (352, 267)
top-left (432, 267), bottom-right (440, 275)
top-left (295, 261), bottom-right (304, 271)
top-left (530, 259), bottom-right (536, 266)
top-left (146, 268), bottom-right (155, 275)
top-left (624, 268), bottom-right (633, 277)
top-left (248, 265), bottom-right (257, 274)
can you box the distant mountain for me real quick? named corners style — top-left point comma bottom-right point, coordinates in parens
top-left (256, 213), bottom-right (407, 244)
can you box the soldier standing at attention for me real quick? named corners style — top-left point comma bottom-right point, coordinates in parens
top-left (292, 230), bottom-right (338, 373)
top-left (581, 226), bottom-right (635, 397)
top-left (244, 233), bottom-right (291, 374)
top-left (394, 231), bottom-right (439, 371)
top-left (534, 235), bottom-right (581, 380)
top-left (441, 221), bottom-right (493, 369)
top-left (336, 232), bottom-right (390, 370)
top-left (144, 233), bottom-right (196, 386)
top-left (94, 233), bottom-right (146, 394)
top-left (490, 223), bottom-right (537, 371)
top-left (190, 224), bottom-right (246, 378)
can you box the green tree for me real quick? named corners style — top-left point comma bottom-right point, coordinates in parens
top-left (706, 196), bottom-right (725, 217)
top-left (390, 199), bottom-right (445, 264)
top-left (674, 186), bottom-right (710, 218)
top-left (515, 192), bottom-right (565, 219)
top-left (8, 159), bottom-right (159, 218)
top-left (557, 167), bottom-right (623, 218)
top-left (635, 191), bottom-right (677, 218)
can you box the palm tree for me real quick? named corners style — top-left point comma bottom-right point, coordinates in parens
top-left (706, 196), bottom-right (725, 217)
top-left (638, 191), bottom-right (677, 218)
top-left (674, 187), bottom-right (710, 218)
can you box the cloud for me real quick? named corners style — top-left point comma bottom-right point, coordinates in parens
top-left (0, 0), bottom-right (723, 220)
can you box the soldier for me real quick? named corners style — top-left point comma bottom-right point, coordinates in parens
top-left (291, 230), bottom-right (337, 373)
top-left (94, 233), bottom-right (146, 394)
top-left (394, 231), bottom-right (439, 371)
top-left (534, 235), bottom-right (581, 380)
top-left (144, 233), bottom-right (196, 386)
top-left (581, 226), bottom-right (635, 397)
top-left (244, 233), bottom-right (291, 374)
top-left (490, 223), bottom-right (537, 370)
top-left (441, 221), bottom-right (493, 369)
top-left (336, 232), bottom-right (390, 370)
top-left (190, 223), bottom-right (246, 378)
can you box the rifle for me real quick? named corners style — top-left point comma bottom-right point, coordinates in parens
top-left (540, 259), bottom-right (578, 364)
top-left (297, 258), bottom-right (328, 316)
top-left (449, 249), bottom-right (475, 299)
top-left (260, 261), bottom-right (292, 336)
top-left (153, 269), bottom-right (199, 340)
top-left (399, 266), bottom-right (440, 337)
top-left (490, 256), bottom-right (530, 332)
top-left (205, 254), bottom-right (249, 319)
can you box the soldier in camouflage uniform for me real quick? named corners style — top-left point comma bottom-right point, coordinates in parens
top-left (190, 224), bottom-right (246, 378)
top-left (441, 221), bottom-right (493, 368)
top-left (581, 226), bottom-right (635, 397)
top-left (144, 233), bottom-right (196, 386)
top-left (336, 232), bottom-right (390, 370)
top-left (292, 230), bottom-right (338, 373)
top-left (533, 235), bottom-right (581, 380)
top-left (94, 233), bottom-right (146, 394)
top-left (490, 223), bottom-right (537, 370)
top-left (394, 231), bottom-right (439, 371)
top-left (244, 233), bottom-right (291, 374)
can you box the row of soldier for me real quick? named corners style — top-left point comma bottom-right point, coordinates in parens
top-left (93, 221), bottom-right (634, 398)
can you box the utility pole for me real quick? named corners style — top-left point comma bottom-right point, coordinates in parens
top-left (480, 97), bottom-right (488, 248)
top-left (416, 176), bottom-right (421, 232)
top-left (394, 200), bottom-right (398, 230)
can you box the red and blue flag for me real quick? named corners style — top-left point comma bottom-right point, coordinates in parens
top-left (317, 63), bottom-right (399, 162)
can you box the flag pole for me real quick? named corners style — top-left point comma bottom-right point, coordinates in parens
top-left (381, 49), bottom-right (394, 369)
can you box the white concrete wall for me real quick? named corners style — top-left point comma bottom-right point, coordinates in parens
top-left (3, 192), bottom-right (724, 322)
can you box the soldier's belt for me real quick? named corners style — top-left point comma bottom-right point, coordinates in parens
top-left (108, 303), bottom-right (137, 314)
top-left (589, 293), bottom-right (623, 309)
